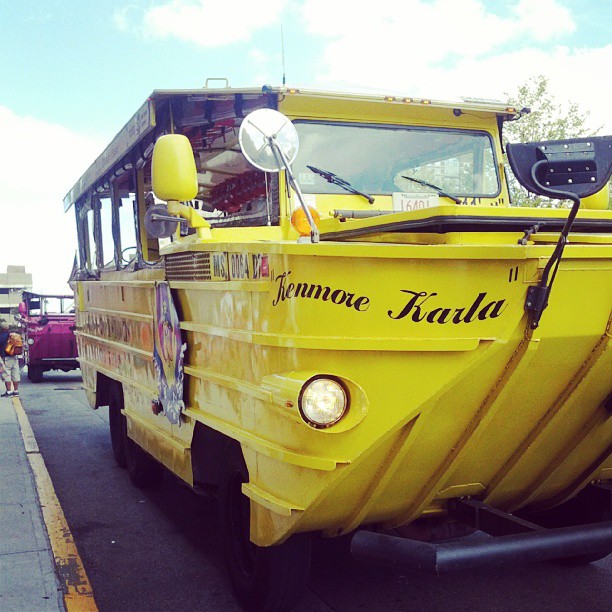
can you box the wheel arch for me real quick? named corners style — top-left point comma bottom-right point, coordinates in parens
top-left (95, 372), bottom-right (115, 409)
top-left (191, 422), bottom-right (243, 489)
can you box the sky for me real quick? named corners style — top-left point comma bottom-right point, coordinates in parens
top-left (0, 0), bottom-right (610, 293)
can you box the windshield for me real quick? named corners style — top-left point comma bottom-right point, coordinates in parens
top-left (293, 121), bottom-right (499, 198)
top-left (27, 296), bottom-right (74, 316)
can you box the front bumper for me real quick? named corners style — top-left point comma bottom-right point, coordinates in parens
top-left (351, 491), bottom-right (612, 572)
top-left (351, 521), bottom-right (612, 573)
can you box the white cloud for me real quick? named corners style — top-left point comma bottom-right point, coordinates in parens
top-left (301, 0), bottom-right (575, 61)
top-left (302, 0), bottom-right (507, 61)
top-left (299, 0), bottom-right (609, 133)
top-left (424, 45), bottom-right (612, 134)
top-left (307, 43), bottom-right (612, 135)
top-left (119, 0), bottom-right (287, 46)
top-left (511, 0), bottom-right (575, 42)
top-left (248, 48), bottom-right (278, 83)
top-left (0, 107), bottom-right (103, 294)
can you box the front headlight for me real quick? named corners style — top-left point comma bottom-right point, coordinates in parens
top-left (299, 378), bottom-right (348, 428)
top-left (27, 338), bottom-right (35, 345)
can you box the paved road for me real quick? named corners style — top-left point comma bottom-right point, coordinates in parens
top-left (20, 372), bottom-right (611, 612)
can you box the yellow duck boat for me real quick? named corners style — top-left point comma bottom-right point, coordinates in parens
top-left (65, 85), bottom-right (612, 610)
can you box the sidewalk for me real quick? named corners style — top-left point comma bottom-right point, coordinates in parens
top-left (0, 395), bottom-right (65, 611)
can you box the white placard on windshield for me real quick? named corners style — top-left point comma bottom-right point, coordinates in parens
top-left (392, 192), bottom-right (440, 212)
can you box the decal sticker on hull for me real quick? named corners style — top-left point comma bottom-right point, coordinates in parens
top-left (230, 253), bottom-right (250, 280)
top-left (252, 254), bottom-right (269, 279)
top-left (212, 253), bottom-right (229, 280)
top-left (153, 282), bottom-right (187, 425)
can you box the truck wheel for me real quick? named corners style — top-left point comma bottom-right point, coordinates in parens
top-left (27, 365), bottom-right (44, 382)
top-left (108, 384), bottom-right (127, 468)
top-left (122, 413), bottom-right (163, 489)
top-left (219, 444), bottom-right (311, 611)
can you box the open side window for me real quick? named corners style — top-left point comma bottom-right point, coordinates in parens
top-left (76, 196), bottom-right (99, 276)
top-left (172, 95), bottom-right (281, 229)
top-left (75, 163), bottom-right (164, 277)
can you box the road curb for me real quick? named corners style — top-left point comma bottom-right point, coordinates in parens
top-left (12, 396), bottom-right (98, 612)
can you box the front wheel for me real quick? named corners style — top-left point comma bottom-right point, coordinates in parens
top-left (219, 444), bottom-right (311, 612)
top-left (118, 394), bottom-right (163, 489)
top-left (27, 365), bottom-right (44, 382)
top-left (108, 383), bottom-right (127, 468)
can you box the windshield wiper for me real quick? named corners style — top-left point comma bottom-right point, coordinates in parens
top-left (307, 165), bottom-right (375, 204)
top-left (401, 175), bottom-right (461, 204)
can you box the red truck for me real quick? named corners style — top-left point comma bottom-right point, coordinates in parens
top-left (19, 292), bottom-right (79, 382)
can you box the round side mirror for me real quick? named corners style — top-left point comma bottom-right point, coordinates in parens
top-left (238, 109), bottom-right (299, 172)
top-left (144, 204), bottom-right (180, 239)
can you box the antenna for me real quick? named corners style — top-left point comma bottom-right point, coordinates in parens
top-left (281, 24), bottom-right (286, 85)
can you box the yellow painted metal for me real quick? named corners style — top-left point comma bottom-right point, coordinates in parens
top-left (581, 183), bottom-right (610, 210)
top-left (151, 134), bottom-right (199, 201)
top-left (70, 88), bottom-right (612, 548)
top-left (167, 201), bottom-right (212, 240)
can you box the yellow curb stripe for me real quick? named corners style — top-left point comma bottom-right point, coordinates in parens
top-left (12, 397), bottom-right (98, 612)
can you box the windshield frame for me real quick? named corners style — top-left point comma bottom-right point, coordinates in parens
top-left (292, 120), bottom-right (502, 200)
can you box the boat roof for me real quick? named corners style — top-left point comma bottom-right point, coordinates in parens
top-left (147, 85), bottom-right (519, 113)
top-left (64, 85), bottom-right (521, 211)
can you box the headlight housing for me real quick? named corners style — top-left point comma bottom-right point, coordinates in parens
top-left (299, 377), bottom-right (348, 428)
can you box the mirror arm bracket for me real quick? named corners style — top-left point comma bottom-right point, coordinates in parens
top-left (524, 162), bottom-right (581, 329)
top-left (167, 201), bottom-right (212, 240)
top-left (271, 136), bottom-right (320, 243)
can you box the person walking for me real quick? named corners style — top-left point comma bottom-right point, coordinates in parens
top-left (0, 321), bottom-right (21, 397)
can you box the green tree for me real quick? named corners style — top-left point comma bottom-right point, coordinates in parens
top-left (503, 75), bottom-right (601, 207)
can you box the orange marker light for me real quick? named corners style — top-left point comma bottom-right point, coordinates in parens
top-left (291, 206), bottom-right (320, 236)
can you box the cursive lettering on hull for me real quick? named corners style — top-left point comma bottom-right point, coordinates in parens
top-left (271, 271), bottom-right (507, 325)
top-left (272, 271), bottom-right (371, 312)
top-left (388, 290), bottom-right (507, 323)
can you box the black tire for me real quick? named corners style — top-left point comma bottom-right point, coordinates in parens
top-left (108, 383), bottom-right (127, 468)
top-left (121, 409), bottom-right (164, 489)
top-left (27, 365), bottom-right (44, 382)
top-left (220, 444), bottom-right (311, 612)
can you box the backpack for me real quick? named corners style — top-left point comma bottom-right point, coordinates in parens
top-left (5, 332), bottom-right (23, 356)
